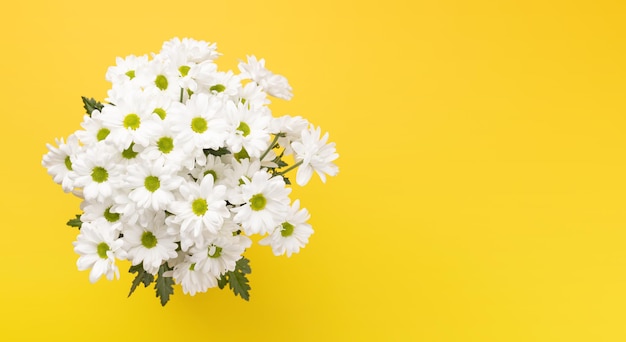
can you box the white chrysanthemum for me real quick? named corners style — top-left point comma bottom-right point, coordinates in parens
top-left (73, 221), bottom-right (126, 283)
top-left (270, 115), bottom-right (309, 155)
top-left (169, 175), bottom-right (230, 251)
top-left (123, 212), bottom-right (179, 275)
top-left (224, 158), bottom-right (262, 204)
top-left (190, 236), bottom-right (251, 277)
top-left (139, 120), bottom-right (188, 170)
top-left (238, 55), bottom-right (293, 100)
top-left (225, 102), bottom-right (272, 158)
top-left (172, 255), bottom-right (218, 295)
top-left (231, 170), bottom-right (291, 235)
top-left (71, 144), bottom-right (123, 202)
top-left (133, 58), bottom-right (181, 100)
top-left (172, 93), bottom-right (230, 152)
top-left (199, 70), bottom-right (241, 97)
top-left (75, 111), bottom-right (111, 146)
top-left (80, 198), bottom-right (123, 229)
top-left (259, 200), bottom-right (313, 257)
top-left (237, 81), bottom-right (269, 109)
top-left (100, 87), bottom-right (157, 149)
top-left (189, 154), bottom-right (232, 186)
top-left (105, 54), bottom-right (149, 85)
top-left (42, 134), bottom-right (81, 193)
top-left (291, 125), bottom-right (339, 186)
top-left (159, 37), bottom-right (219, 64)
top-left (126, 163), bottom-right (184, 211)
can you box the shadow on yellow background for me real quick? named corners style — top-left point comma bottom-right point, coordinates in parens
top-left (1, 0), bottom-right (625, 341)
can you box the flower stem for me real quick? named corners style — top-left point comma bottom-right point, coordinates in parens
top-left (276, 160), bottom-right (303, 176)
top-left (179, 88), bottom-right (184, 103)
top-left (260, 134), bottom-right (281, 161)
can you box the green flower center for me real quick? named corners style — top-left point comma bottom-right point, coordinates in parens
top-left (203, 170), bottom-right (217, 181)
top-left (210, 84), bottom-right (225, 93)
top-left (192, 198), bottom-right (208, 216)
top-left (104, 206), bottom-right (120, 223)
top-left (237, 122), bottom-right (251, 137)
top-left (96, 242), bottom-right (110, 259)
top-left (123, 113), bottom-right (141, 130)
top-left (125, 70), bottom-right (135, 79)
top-left (179, 65), bottom-right (191, 77)
top-left (153, 108), bottom-right (167, 120)
top-left (281, 222), bottom-right (295, 237)
top-left (144, 175), bottom-right (160, 192)
top-left (64, 156), bottom-right (72, 171)
top-left (141, 231), bottom-right (158, 249)
top-left (91, 166), bottom-right (108, 183)
top-left (208, 245), bottom-right (223, 258)
top-left (122, 143), bottom-right (139, 159)
top-left (234, 147), bottom-right (249, 161)
top-left (191, 117), bottom-right (208, 133)
top-left (155, 75), bottom-right (168, 90)
top-left (250, 193), bottom-right (267, 211)
top-left (96, 128), bottom-right (110, 141)
top-left (157, 136), bottom-right (174, 154)
top-left (189, 263), bottom-right (196, 271)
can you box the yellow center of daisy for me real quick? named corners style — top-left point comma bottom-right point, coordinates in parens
top-left (104, 206), bottom-right (120, 223)
top-left (250, 193), bottom-right (266, 211)
top-left (155, 75), bottom-right (168, 90)
top-left (97, 128), bottom-right (110, 141)
top-left (91, 166), bottom-right (108, 183)
top-left (237, 122), bottom-right (251, 137)
top-left (141, 231), bottom-right (158, 249)
top-left (208, 245), bottom-right (223, 258)
top-left (153, 108), bottom-right (167, 120)
top-left (192, 198), bottom-right (208, 216)
top-left (144, 176), bottom-right (160, 192)
top-left (123, 114), bottom-right (141, 130)
top-left (157, 137), bottom-right (174, 154)
top-left (191, 117), bottom-right (208, 133)
top-left (280, 222), bottom-right (295, 237)
top-left (96, 242), bottom-right (110, 259)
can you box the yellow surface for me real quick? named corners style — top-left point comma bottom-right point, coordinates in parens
top-left (1, 0), bottom-right (626, 341)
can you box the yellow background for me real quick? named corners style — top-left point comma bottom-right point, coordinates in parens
top-left (1, 0), bottom-right (625, 340)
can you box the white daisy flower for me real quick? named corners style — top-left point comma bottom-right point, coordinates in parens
top-left (231, 170), bottom-right (291, 235)
top-left (189, 154), bottom-right (232, 186)
top-left (190, 235), bottom-right (251, 277)
top-left (259, 200), bottom-right (313, 257)
top-left (139, 120), bottom-right (187, 171)
top-left (75, 111), bottom-right (111, 146)
top-left (171, 93), bottom-right (230, 152)
top-left (238, 55), bottom-right (293, 100)
top-left (100, 87), bottom-right (157, 149)
top-left (105, 54), bottom-right (149, 85)
top-left (168, 175), bottom-right (230, 251)
top-left (291, 125), bottom-right (339, 186)
top-left (159, 37), bottom-right (219, 64)
top-left (71, 144), bottom-right (123, 202)
top-left (80, 198), bottom-right (123, 229)
top-left (126, 163), bottom-right (184, 211)
top-left (73, 221), bottom-right (126, 283)
top-left (42, 134), bottom-right (81, 193)
top-left (172, 255), bottom-right (218, 296)
top-left (123, 212), bottom-right (179, 275)
top-left (270, 115), bottom-right (309, 155)
top-left (236, 81), bottom-right (270, 109)
top-left (225, 102), bottom-right (272, 158)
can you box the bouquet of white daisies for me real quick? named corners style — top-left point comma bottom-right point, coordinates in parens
top-left (42, 37), bottom-right (338, 305)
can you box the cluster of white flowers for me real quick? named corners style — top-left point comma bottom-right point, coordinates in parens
top-left (42, 38), bottom-right (338, 300)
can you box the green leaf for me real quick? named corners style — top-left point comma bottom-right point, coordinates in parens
top-left (203, 147), bottom-right (230, 157)
top-left (128, 264), bottom-right (154, 298)
top-left (81, 96), bottom-right (104, 116)
top-left (66, 214), bottom-right (82, 229)
top-left (155, 263), bottom-right (175, 306)
top-left (283, 177), bottom-right (291, 185)
top-left (220, 257), bottom-right (251, 301)
top-left (217, 273), bottom-right (228, 290)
